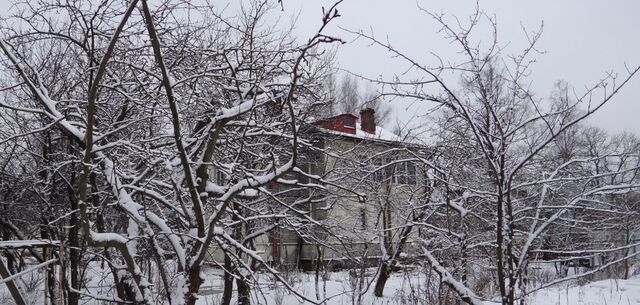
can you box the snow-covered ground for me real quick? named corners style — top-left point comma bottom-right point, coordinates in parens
top-left (523, 278), bottom-right (640, 305)
top-left (2, 263), bottom-right (640, 304)
top-left (194, 267), bottom-right (640, 305)
top-left (195, 267), bottom-right (421, 305)
top-left (196, 267), bottom-right (640, 305)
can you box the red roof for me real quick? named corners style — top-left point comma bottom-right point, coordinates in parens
top-left (312, 113), bottom-right (358, 134)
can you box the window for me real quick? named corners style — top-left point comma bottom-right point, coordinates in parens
top-left (371, 158), bottom-right (417, 185)
top-left (311, 196), bottom-right (328, 220)
top-left (385, 157), bottom-right (395, 180)
top-left (373, 158), bottom-right (384, 182)
top-left (396, 162), bottom-right (406, 184)
top-left (215, 169), bottom-right (226, 185)
top-left (299, 148), bottom-right (324, 184)
top-left (371, 157), bottom-right (396, 183)
top-left (344, 117), bottom-right (355, 128)
top-left (359, 208), bottom-right (367, 230)
top-left (407, 162), bottom-right (417, 185)
top-left (394, 161), bottom-right (417, 185)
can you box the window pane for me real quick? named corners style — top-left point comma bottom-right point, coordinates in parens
top-left (373, 158), bottom-right (383, 182)
top-left (396, 161), bottom-right (407, 184)
top-left (344, 117), bottom-right (355, 127)
top-left (216, 169), bottom-right (225, 185)
top-left (386, 158), bottom-right (395, 183)
top-left (407, 162), bottom-right (416, 185)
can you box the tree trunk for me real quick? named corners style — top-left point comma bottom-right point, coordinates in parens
top-left (373, 263), bottom-right (390, 297)
top-left (236, 275), bottom-right (251, 305)
top-left (624, 220), bottom-right (630, 279)
top-left (373, 210), bottom-right (421, 297)
top-left (222, 254), bottom-right (233, 305)
top-left (68, 182), bottom-right (80, 305)
top-left (185, 265), bottom-right (203, 305)
top-left (314, 244), bottom-right (323, 300)
top-left (41, 220), bottom-right (58, 305)
top-left (0, 258), bottom-right (27, 305)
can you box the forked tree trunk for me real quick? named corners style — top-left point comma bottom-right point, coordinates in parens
top-left (373, 210), bottom-right (422, 297)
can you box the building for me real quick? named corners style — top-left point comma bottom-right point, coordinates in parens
top-left (207, 108), bottom-right (431, 270)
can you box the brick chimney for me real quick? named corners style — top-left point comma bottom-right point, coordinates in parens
top-left (360, 108), bottom-right (376, 134)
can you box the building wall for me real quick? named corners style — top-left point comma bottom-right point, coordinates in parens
top-left (292, 135), bottom-right (429, 267)
top-left (206, 132), bottom-right (431, 270)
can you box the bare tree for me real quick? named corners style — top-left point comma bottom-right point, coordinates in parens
top-left (354, 4), bottom-right (640, 305)
top-left (338, 74), bottom-right (362, 114)
top-left (331, 73), bottom-right (392, 124)
top-left (0, 1), bottom-right (343, 304)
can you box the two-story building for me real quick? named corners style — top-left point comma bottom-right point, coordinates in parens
top-left (260, 108), bottom-right (430, 270)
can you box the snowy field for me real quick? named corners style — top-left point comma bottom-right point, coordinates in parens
top-left (2, 263), bottom-right (640, 305)
top-left (200, 267), bottom-right (640, 305)
top-left (196, 271), bottom-right (640, 305)
top-left (521, 278), bottom-right (640, 305)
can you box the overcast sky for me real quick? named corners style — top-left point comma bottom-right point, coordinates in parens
top-left (286, 0), bottom-right (640, 135)
top-left (1, 0), bottom-right (638, 134)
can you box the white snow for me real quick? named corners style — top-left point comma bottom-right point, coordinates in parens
top-left (89, 232), bottom-right (127, 244)
top-left (204, 181), bottom-right (225, 194)
top-left (0, 240), bottom-right (60, 248)
top-left (318, 124), bottom-right (403, 143)
top-left (193, 271), bottom-right (640, 305)
top-left (313, 119), bottom-right (430, 147)
top-left (356, 125), bottom-right (403, 142)
top-left (517, 278), bottom-right (640, 305)
top-left (2, 260), bottom-right (640, 305)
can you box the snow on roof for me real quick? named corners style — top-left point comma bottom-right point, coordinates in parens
top-left (316, 121), bottom-right (415, 144)
top-left (310, 113), bottom-right (427, 146)
top-left (357, 125), bottom-right (402, 142)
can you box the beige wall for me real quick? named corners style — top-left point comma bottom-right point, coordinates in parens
top-left (205, 134), bottom-right (430, 267)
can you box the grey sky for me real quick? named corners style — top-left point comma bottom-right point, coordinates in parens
top-left (1, 0), bottom-right (638, 134)
top-left (288, 0), bottom-right (640, 135)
